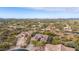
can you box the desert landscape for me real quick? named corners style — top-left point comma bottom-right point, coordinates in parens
top-left (0, 18), bottom-right (79, 51)
top-left (0, 7), bottom-right (79, 51)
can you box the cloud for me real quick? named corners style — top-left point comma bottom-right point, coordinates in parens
top-left (30, 7), bottom-right (79, 13)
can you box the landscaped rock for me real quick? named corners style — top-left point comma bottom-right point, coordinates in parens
top-left (45, 44), bottom-right (75, 51)
top-left (16, 32), bottom-right (31, 48)
top-left (32, 46), bottom-right (44, 51)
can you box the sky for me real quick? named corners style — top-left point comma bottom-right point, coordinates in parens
top-left (0, 7), bottom-right (79, 18)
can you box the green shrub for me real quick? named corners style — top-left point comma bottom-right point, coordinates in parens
top-left (31, 32), bottom-right (40, 37)
top-left (36, 41), bottom-right (46, 46)
top-left (31, 40), bottom-right (38, 46)
top-left (31, 40), bottom-right (46, 46)
top-left (74, 40), bottom-right (79, 51)
top-left (43, 31), bottom-right (56, 36)
top-left (52, 37), bottom-right (62, 45)
top-left (64, 41), bottom-right (75, 48)
top-left (0, 42), bottom-right (11, 50)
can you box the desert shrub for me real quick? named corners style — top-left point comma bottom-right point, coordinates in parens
top-left (31, 40), bottom-right (38, 46)
top-left (62, 38), bottom-right (72, 42)
top-left (36, 41), bottom-right (46, 46)
top-left (52, 37), bottom-right (62, 45)
top-left (31, 32), bottom-right (39, 37)
top-left (74, 39), bottom-right (79, 51)
top-left (63, 41), bottom-right (75, 48)
top-left (63, 39), bottom-right (79, 51)
top-left (0, 42), bottom-right (11, 50)
top-left (42, 24), bottom-right (47, 28)
top-left (31, 40), bottom-right (46, 46)
top-left (43, 31), bottom-right (56, 36)
top-left (47, 36), bottom-right (53, 44)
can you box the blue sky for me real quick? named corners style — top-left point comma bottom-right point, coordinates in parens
top-left (0, 7), bottom-right (79, 18)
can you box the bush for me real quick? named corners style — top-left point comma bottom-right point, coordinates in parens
top-left (31, 32), bottom-right (39, 37)
top-left (52, 37), bottom-right (62, 45)
top-left (36, 41), bottom-right (46, 46)
top-left (74, 40), bottom-right (79, 51)
top-left (63, 41), bottom-right (75, 48)
top-left (31, 40), bottom-right (46, 46)
top-left (63, 40), bottom-right (79, 51)
top-left (43, 31), bottom-right (56, 36)
top-left (31, 40), bottom-right (38, 46)
top-left (0, 42), bottom-right (11, 50)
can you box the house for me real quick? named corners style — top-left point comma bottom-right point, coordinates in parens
top-left (8, 25), bottom-right (17, 29)
top-left (31, 34), bottom-right (49, 42)
top-left (45, 44), bottom-right (75, 51)
top-left (45, 23), bottom-right (55, 32)
top-left (64, 24), bottom-right (72, 32)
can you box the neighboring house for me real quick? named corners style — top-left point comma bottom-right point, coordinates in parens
top-left (8, 25), bottom-right (17, 29)
top-left (45, 44), bottom-right (75, 51)
top-left (64, 25), bottom-right (72, 32)
top-left (40, 29), bottom-right (45, 32)
top-left (45, 23), bottom-right (55, 32)
top-left (45, 26), bottom-right (55, 31)
top-left (16, 32), bottom-right (31, 48)
top-left (31, 34), bottom-right (49, 42)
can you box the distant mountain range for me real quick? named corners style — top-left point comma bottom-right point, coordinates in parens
top-left (0, 18), bottom-right (79, 20)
